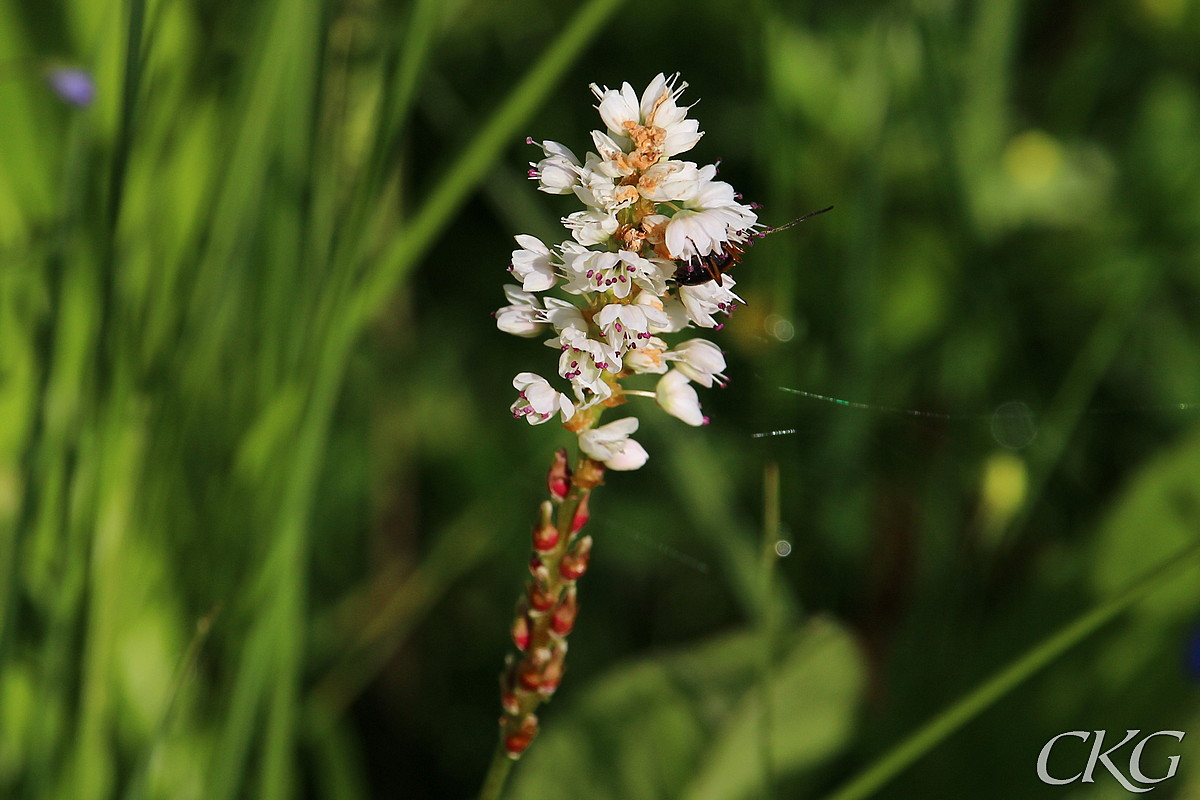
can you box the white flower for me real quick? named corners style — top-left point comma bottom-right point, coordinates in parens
top-left (495, 285), bottom-right (544, 337)
top-left (561, 249), bottom-right (621, 295)
top-left (510, 235), bottom-right (557, 292)
top-left (647, 292), bottom-right (691, 333)
top-left (587, 132), bottom-right (635, 177)
top-left (637, 73), bottom-right (704, 158)
top-left (589, 73), bottom-right (703, 160)
top-left (664, 339), bottom-right (727, 387)
top-left (578, 417), bottom-right (649, 470)
top-left (595, 303), bottom-right (669, 354)
top-left (511, 373), bottom-right (575, 425)
top-left (623, 336), bottom-right (669, 374)
top-left (570, 374), bottom-right (613, 410)
top-left (678, 275), bottom-right (743, 329)
top-left (553, 328), bottom-right (620, 398)
top-left (619, 251), bottom-right (670, 296)
top-left (664, 165), bottom-right (758, 261)
top-left (529, 139), bottom-right (581, 194)
top-left (655, 370), bottom-right (706, 426)
top-left (637, 161), bottom-right (702, 203)
top-left (542, 297), bottom-right (587, 333)
top-left (560, 249), bottom-right (666, 299)
top-left (603, 438), bottom-right (649, 470)
top-left (591, 83), bottom-right (642, 140)
top-left (574, 163), bottom-right (639, 213)
top-left (562, 208), bottom-right (619, 246)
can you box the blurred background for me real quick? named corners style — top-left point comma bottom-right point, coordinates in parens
top-left (2, 0), bottom-right (1200, 797)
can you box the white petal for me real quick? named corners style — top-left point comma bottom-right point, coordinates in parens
top-left (666, 339), bottom-right (726, 387)
top-left (665, 210), bottom-right (719, 260)
top-left (578, 417), bottom-right (646, 468)
top-left (496, 306), bottom-right (541, 336)
top-left (638, 73), bottom-right (670, 123)
top-left (604, 438), bottom-right (648, 470)
top-left (638, 161), bottom-right (701, 203)
top-left (656, 370), bottom-right (705, 426)
top-left (511, 373), bottom-right (573, 425)
top-left (511, 235), bottom-right (556, 291)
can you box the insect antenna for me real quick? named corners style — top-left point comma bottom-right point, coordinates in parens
top-left (762, 205), bottom-right (834, 236)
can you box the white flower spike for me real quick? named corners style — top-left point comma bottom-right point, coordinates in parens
top-left (499, 75), bottom-right (821, 469)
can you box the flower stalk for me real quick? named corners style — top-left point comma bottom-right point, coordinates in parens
top-left (483, 73), bottom-right (784, 798)
top-left (495, 449), bottom-right (600, 765)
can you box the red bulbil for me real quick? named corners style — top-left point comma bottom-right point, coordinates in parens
top-left (518, 666), bottom-right (541, 691)
top-left (558, 536), bottom-right (593, 582)
top-left (517, 648), bottom-right (549, 691)
top-left (571, 493), bottom-right (591, 532)
top-left (532, 523), bottom-right (560, 553)
top-left (529, 582), bottom-right (558, 612)
top-left (539, 643), bottom-right (567, 697)
top-left (504, 715), bottom-right (539, 759)
top-left (511, 614), bottom-right (531, 651)
top-left (550, 587), bottom-right (578, 636)
top-left (547, 448), bottom-right (572, 500)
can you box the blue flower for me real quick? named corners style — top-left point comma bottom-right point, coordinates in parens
top-left (46, 67), bottom-right (95, 108)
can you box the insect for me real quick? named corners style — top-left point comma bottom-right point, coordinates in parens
top-left (672, 205), bottom-right (833, 287)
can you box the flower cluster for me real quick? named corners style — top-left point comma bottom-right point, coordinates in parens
top-left (498, 73), bottom-right (758, 469)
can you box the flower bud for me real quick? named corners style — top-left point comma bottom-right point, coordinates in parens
top-left (559, 536), bottom-right (593, 582)
top-left (550, 586), bottom-right (578, 636)
top-left (529, 582), bottom-right (558, 613)
top-left (539, 644), bottom-right (568, 697)
top-left (547, 448), bottom-right (572, 500)
top-left (504, 714), bottom-right (539, 759)
top-left (511, 613), bottom-right (531, 651)
top-left (518, 648), bottom-right (550, 691)
top-left (530, 562), bottom-right (551, 585)
top-left (532, 501), bottom-right (560, 552)
top-left (571, 493), bottom-right (591, 533)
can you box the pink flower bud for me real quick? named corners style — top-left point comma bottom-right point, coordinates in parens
top-left (532, 502), bottom-right (560, 552)
top-left (511, 614), bottom-right (531, 651)
top-left (539, 644), bottom-right (567, 697)
top-left (532, 525), bottom-right (559, 552)
top-left (550, 587), bottom-right (578, 636)
top-left (547, 448), bottom-right (572, 500)
top-left (529, 582), bottom-right (558, 613)
top-left (571, 493), bottom-right (591, 533)
top-left (559, 536), bottom-right (593, 582)
top-left (517, 648), bottom-right (550, 691)
top-left (504, 715), bottom-right (539, 759)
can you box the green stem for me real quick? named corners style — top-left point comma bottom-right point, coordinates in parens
top-left (477, 742), bottom-right (515, 800)
top-left (821, 536), bottom-right (1200, 800)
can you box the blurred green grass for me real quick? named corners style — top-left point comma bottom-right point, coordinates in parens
top-left (3, 0), bottom-right (1200, 798)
